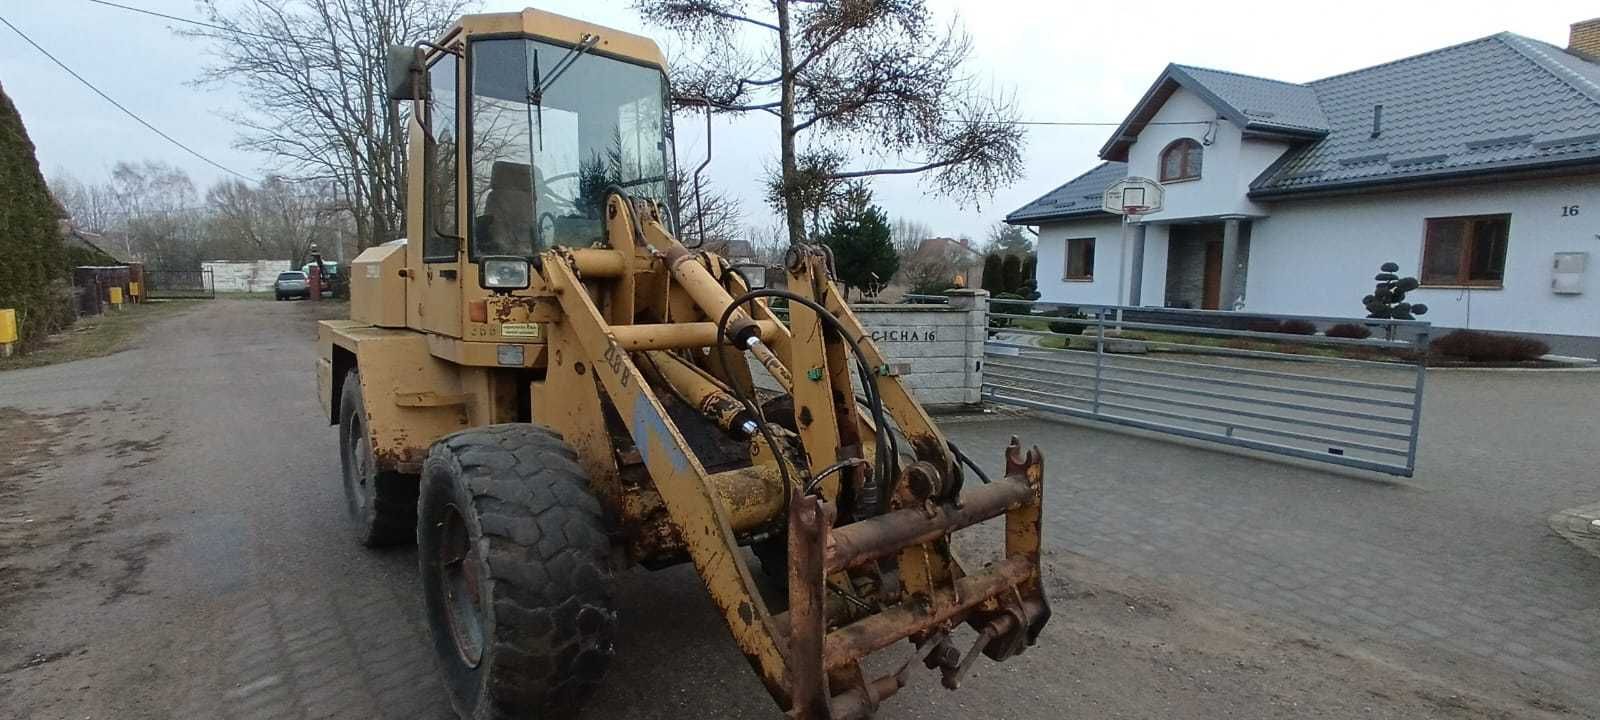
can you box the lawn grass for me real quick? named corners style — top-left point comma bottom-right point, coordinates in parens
top-left (0, 300), bottom-right (199, 372)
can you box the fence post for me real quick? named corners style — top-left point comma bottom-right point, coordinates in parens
top-left (1092, 308), bottom-right (1106, 414)
top-left (946, 289), bottom-right (988, 406)
top-left (1405, 326), bottom-right (1429, 476)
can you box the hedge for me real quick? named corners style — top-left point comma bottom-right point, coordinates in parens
top-left (0, 80), bottom-right (73, 351)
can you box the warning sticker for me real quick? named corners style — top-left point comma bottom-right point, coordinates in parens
top-left (500, 323), bottom-right (542, 339)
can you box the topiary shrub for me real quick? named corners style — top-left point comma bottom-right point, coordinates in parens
top-left (1325, 323), bottom-right (1373, 340)
top-left (988, 292), bottom-right (1029, 330)
top-left (1364, 262), bottom-right (1429, 320)
top-left (1430, 330), bottom-right (1550, 362)
top-left (1047, 309), bottom-right (1087, 335)
top-left (1278, 319), bottom-right (1318, 335)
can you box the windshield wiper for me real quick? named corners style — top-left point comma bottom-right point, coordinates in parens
top-left (529, 33), bottom-right (598, 104)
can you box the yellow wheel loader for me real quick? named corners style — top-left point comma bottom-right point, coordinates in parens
top-left (316, 9), bottom-right (1050, 719)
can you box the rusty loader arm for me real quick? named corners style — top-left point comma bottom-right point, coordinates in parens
top-left (535, 194), bottom-right (1050, 718)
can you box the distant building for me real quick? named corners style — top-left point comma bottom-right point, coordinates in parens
top-left (1008, 19), bottom-right (1600, 354)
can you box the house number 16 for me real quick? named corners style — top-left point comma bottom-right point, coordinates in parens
top-left (1561, 205), bottom-right (1580, 217)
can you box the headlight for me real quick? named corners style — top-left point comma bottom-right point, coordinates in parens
top-left (480, 257), bottom-right (530, 290)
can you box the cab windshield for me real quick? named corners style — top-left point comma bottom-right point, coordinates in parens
top-left (469, 37), bottom-right (671, 257)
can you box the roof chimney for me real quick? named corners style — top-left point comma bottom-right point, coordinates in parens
top-left (1571, 17), bottom-right (1600, 59)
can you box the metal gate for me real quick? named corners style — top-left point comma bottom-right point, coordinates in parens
top-left (144, 269), bottom-right (214, 299)
top-left (982, 301), bottom-right (1429, 476)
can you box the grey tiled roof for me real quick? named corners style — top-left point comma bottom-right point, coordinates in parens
top-left (1171, 65), bottom-right (1330, 135)
top-left (1253, 33), bottom-right (1600, 194)
top-left (1015, 31), bottom-right (1600, 221)
top-left (1005, 161), bottom-right (1126, 223)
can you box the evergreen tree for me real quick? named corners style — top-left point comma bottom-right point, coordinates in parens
top-left (981, 253), bottom-right (1004, 294)
top-left (1001, 254), bottom-right (1024, 294)
top-left (0, 80), bottom-right (71, 350)
top-left (820, 195), bottom-right (898, 298)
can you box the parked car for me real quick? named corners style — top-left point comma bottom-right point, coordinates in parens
top-left (274, 271), bottom-right (310, 301)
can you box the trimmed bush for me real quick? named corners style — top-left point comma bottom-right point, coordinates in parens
top-left (1245, 318), bottom-right (1283, 333)
top-left (988, 292), bottom-right (1029, 329)
top-left (1325, 323), bottom-right (1373, 340)
top-left (1047, 309), bottom-right (1088, 335)
top-left (0, 80), bottom-right (75, 351)
top-left (1430, 330), bottom-right (1550, 362)
top-left (1278, 319), bottom-right (1318, 335)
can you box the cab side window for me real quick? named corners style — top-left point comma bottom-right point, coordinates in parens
top-left (425, 53), bottom-right (460, 262)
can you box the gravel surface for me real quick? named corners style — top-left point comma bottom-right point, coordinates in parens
top-left (0, 299), bottom-right (1587, 719)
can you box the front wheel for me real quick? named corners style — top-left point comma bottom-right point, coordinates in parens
top-left (418, 424), bottom-right (616, 719)
top-left (338, 369), bottom-right (418, 546)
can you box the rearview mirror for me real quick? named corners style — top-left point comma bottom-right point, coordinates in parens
top-left (386, 45), bottom-right (424, 101)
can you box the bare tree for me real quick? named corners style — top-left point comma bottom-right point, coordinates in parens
top-left (207, 177), bottom-right (347, 268)
top-left (185, 0), bottom-right (467, 251)
top-left (102, 161), bottom-right (207, 269)
top-left (638, 0), bottom-right (1025, 246)
top-left (890, 217), bottom-right (934, 257)
top-left (48, 171), bottom-right (118, 234)
top-left (672, 168), bottom-right (744, 249)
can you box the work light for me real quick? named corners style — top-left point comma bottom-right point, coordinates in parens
top-left (480, 257), bottom-right (531, 290)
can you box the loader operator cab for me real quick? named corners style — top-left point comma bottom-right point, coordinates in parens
top-left (387, 11), bottom-right (674, 337)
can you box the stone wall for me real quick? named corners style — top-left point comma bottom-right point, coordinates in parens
top-left (202, 260), bottom-right (291, 293)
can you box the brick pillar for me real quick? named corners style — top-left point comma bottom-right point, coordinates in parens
top-left (946, 289), bottom-right (989, 405)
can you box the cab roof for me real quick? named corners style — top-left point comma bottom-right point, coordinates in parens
top-left (444, 9), bottom-right (668, 71)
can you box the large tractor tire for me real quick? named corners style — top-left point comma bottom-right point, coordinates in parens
top-left (338, 369), bottom-right (419, 546)
top-left (417, 424), bottom-right (616, 720)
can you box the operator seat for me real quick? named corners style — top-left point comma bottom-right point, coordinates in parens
top-left (479, 160), bottom-right (535, 255)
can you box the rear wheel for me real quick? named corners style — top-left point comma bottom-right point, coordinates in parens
top-left (338, 369), bottom-right (418, 546)
top-left (418, 424), bottom-right (616, 720)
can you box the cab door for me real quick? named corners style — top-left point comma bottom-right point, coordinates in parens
top-left (409, 46), bottom-right (464, 337)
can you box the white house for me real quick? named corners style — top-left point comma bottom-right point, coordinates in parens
top-left (1007, 20), bottom-right (1600, 355)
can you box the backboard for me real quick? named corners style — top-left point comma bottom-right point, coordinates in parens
top-left (1102, 176), bottom-right (1164, 217)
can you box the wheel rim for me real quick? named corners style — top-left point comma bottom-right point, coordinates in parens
top-left (437, 503), bottom-right (485, 667)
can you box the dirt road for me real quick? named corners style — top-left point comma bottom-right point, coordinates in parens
top-left (0, 300), bottom-right (1585, 719)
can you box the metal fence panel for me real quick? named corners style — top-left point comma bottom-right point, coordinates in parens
top-left (982, 302), bottom-right (1428, 476)
top-left (145, 270), bottom-right (215, 299)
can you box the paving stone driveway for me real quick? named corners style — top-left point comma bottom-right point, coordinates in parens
top-left (944, 367), bottom-right (1600, 697)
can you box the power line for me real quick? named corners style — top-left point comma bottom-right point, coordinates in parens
top-left (80, 0), bottom-right (1220, 131)
top-left (82, 0), bottom-right (278, 41)
top-left (0, 13), bottom-right (259, 183)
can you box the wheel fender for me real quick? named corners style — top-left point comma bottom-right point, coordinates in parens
top-left (319, 321), bottom-right (470, 474)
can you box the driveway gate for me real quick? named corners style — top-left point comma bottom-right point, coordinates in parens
top-left (982, 302), bottom-right (1429, 476)
top-left (144, 269), bottom-right (215, 299)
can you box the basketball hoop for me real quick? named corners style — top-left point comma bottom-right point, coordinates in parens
top-left (1102, 177), bottom-right (1165, 218)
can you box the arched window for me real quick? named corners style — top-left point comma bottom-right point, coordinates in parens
top-left (1159, 138), bottom-right (1203, 182)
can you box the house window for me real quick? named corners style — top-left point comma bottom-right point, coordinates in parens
top-left (1159, 138), bottom-right (1202, 182)
top-left (1421, 214), bottom-right (1510, 287)
top-left (1064, 238), bottom-right (1095, 280)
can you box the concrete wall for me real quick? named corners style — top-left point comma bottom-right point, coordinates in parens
top-left (202, 260), bottom-right (291, 293)
top-left (752, 291), bottom-right (989, 409)
top-left (1247, 176), bottom-right (1600, 338)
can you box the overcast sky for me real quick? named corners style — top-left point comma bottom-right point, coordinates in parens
top-left (3, 1), bottom-right (1595, 241)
